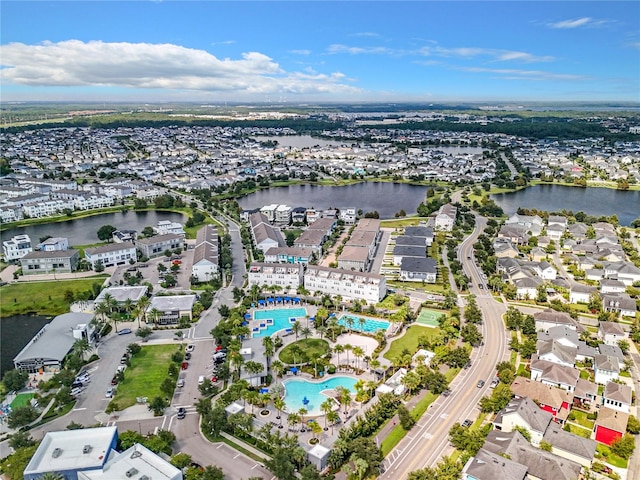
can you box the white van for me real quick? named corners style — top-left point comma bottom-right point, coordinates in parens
top-left (198, 375), bottom-right (205, 385)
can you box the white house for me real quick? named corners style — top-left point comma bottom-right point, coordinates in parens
top-left (84, 242), bottom-right (137, 269)
top-left (594, 354), bottom-right (620, 385)
top-left (2, 234), bottom-right (32, 261)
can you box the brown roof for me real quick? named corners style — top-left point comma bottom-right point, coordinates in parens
top-left (510, 376), bottom-right (574, 409)
top-left (595, 407), bottom-right (629, 433)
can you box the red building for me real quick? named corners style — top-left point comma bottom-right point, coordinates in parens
top-left (594, 407), bottom-right (628, 446)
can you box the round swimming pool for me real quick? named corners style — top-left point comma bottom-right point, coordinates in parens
top-left (283, 376), bottom-right (357, 416)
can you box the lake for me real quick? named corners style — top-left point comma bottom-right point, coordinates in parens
top-left (238, 182), bottom-right (429, 218)
top-left (492, 184), bottom-right (640, 225)
top-left (1, 314), bottom-right (51, 376)
top-left (254, 135), bottom-right (344, 148)
top-left (3, 210), bottom-right (186, 246)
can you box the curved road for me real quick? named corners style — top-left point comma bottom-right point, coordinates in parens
top-left (381, 215), bottom-right (510, 479)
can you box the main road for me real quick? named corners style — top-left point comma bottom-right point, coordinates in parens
top-left (380, 214), bottom-right (510, 479)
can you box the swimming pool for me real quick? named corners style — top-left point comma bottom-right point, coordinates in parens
top-left (338, 315), bottom-right (390, 334)
top-left (283, 376), bottom-right (357, 416)
top-left (252, 307), bottom-right (308, 337)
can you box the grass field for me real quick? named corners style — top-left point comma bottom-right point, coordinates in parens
top-left (384, 325), bottom-right (439, 361)
top-left (0, 278), bottom-right (107, 317)
top-left (111, 344), bottom-right (180, 409)
top-left (10, 393), bottom-right (34, 409)
top-left (596, 444), bottom-right (629, 469)
top-left (416, 308), bottom-right (446, 327)
top-left (279, 338), bottom-right (331, 365)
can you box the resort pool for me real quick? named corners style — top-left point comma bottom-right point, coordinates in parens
top-left (338, 315), bottom-right (390, 334)
top-left (252, 307), bottom-right (308, 337)
top-left (283, 376), bottom-right (357, 416)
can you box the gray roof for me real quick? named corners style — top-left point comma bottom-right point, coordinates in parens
top-left (135, 233), bottom-right (183, 246)
top-left (594, 354), bottom-right (620, 373)
top-left (393, 245), bottom-right (426, 257)
top-left (604, 382), bottom-right (632, 404)
top-left (85, 241), bottom-right (135, 255)
top-left (534, 309), bottom-right (577, 328)
top-left (494, 397), bottom-right (553, 434)
top-left (14, 312), bottom-right (94, 366)
top-left (537, 339), bottom-right (576, 365)
top-left (148, 295), bottom-right (196, 312)
top-left (403, 226), bottom-right (433, 238)
top-left (530, 357), bottom-right (579, 387)
top-left (597, 344), bottom-right (624, 361)
top-left (21, 249), bottom-right (78, 260)
top-left (95, 286), bottom-right (148, 304)
top-left (543, 424), bottom-right (596, 461)
top-left (400, 256), bottom-right (437, 274)
top-left (394, 235), bottom-right (426, 246)
top-left (463, 448), bottom-right (527, 480)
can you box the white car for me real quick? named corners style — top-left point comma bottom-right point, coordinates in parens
top-left (186, 344), bottom-right (195, 353)
top-left (105, 387), bottom-right (115, 398)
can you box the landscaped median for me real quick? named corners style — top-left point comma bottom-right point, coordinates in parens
top-left (107, 343), bottom-right (183, 412)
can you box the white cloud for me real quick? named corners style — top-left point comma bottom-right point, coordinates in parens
top-left (0, 40), bottom-right (359, 96)
top-left (289, 49), bottom-right (312, 55)
top-left (211, 40), bottom-right (236, 46)
top-left (459, 66), bottom-right (585, 81)
top-left (349, 32), bottom-right (380, 37)
top-left (548, 17), bottom-right (609, 29)
top-left (327, 44), bottom-right (397, 55)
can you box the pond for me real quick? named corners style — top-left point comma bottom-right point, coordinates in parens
top-left (3, 210), bottom-right (187, 246)
top-left (238, 182), bottom-right (429, 219)
top-left (492, 184), bottom-right (640, 226)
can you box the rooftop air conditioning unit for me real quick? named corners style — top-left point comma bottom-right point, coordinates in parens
top-left (126, 468), bottom-right (139, 477)
top-left (52, 448), bottom-right (63, 458)
top-left (83, 444), bottom-right (92, 454)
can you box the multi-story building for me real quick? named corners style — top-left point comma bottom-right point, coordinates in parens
top-left (37, 237), bottom-right (69, 251)
top-left (136, 233), bottom-right (184, 259)
top-left (154, 220), bottom-right (186, 236)
top-left (20, 249), bottom-right (79, 275)
top-left (304, 265), bottom-right (386, 304)
top-left (264, 246), bottom-right (313, 265)
top-left (3, 234), bottom-right (33, 261)
top-left (248, 262), bottom-right (304, 292)
top-left (191, 225), bottom-right (219, 282)
top-left (84, 242), bottom-right (137, 269)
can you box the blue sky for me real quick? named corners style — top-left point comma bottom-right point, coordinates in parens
top-left (1, 1), bottom-right (639, 103)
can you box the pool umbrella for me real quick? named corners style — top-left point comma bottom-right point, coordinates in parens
top-left (244, 313), bottom-right (251, 319)
top-left (290, 367), bottom-right (298, 375)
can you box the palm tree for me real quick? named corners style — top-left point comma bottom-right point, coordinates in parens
top-left (273, 396), bottom-right (286, 424)
top-left (316, 325), bottom-right (327, 339)
top-left (327, 410), bottom-right (340, 435)
top-left (301, 326), bottom-right (312, 340)
top-left (229, 352), bottom-right (244, 380)
top-left (40, 473), bottom-right (64, 480)
top-left (345, 316), bottom-right (355, 333)
top-left (327, 316), bottom-right (339, 341)
top-left (369, 358), bottom-right (380, 374)
top-left (291, 320), bottom-right (302, 340)
top-left (94, 301), bottom-right (110, 326)
top-left (148, 307), bottom-right (162, 326)
top-left (352, 346), bottom-right (365, 371)
top-left (336, 386), bottom-right (351, 415)
top-left (123, 298), bottom-right (134, 321)
top-left (310, 419), bottom-right (323, 441)
top-left (262, 336), bottom-right (275, 369)
top-left (298, 407), bottom-right (308, 430)
top-left (271, 359), bottom-right (284, 377)
top-left (357, 317), bottom-right (366, 332)
top-left (320, 398), bottom-right (334, 430)
top-left (287, 412), bottom-right (300, 432)
top-left (333, 344), bottom-right (344, 366)
top-left (72, 338), bottom-right (91, 361)
top-left (244, 390), bottom-right (260, 414)
top-left (344, 343), bottom-right (353, 368)
top-left (289, 344), bottom-right (303, 366)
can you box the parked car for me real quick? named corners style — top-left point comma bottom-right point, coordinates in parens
top-left (184, 352), bottom-right (192, 361)
top-left (462, 419), bottom-right (473, 428)
top-left (177, 407), bottom-right (186, 419)
top-left (490, 378), bottom-right (499, 388)
top-left (442, 389), bottom-right (452, 397)
top-left (105, 387), bottom-right (115, 398)
top-left (186, 344), bottom-right (195, 353)
top-left (181, 362), bottom-right (189, 370)
top-left (110, 376), bottom-right (119, 386)
top-left (118, 328), bottom-right (132, 335)
top-left (176, 379), bottom-right (185, 388)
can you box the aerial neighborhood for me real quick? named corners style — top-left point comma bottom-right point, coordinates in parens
top-left (1, 109), bottom-right (640, 480)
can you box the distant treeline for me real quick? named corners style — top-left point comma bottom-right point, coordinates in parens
top-left (2, 114), bottom-right (638, 142)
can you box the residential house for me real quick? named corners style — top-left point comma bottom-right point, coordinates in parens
top-left (506, 213), bottom-right (544, 235)
top-left (37, 237), bottom-right (69, 251)
top-left (338, 246), bottom-right (370, 272)
top-left (2, 233), bottom-right (32, 261)
top-left (541, 424), bottom-right (596, 468)
top-left (461, 448), bottom-right (527, 480)
top-left (573, 378), bottom-right (598, 408)
top-left (600, 278), bottom-right (627, 294)
top-left (529, 357), bottom-right (579, 392)
top-left (493, 239), bottom-right (520, 258)
top-left (602, 382), bottom-right (632, 414)
top-left (594, 407), bottom-right (629, 446)
top-left (20, 249), bottom-right (80, 275)
top-left (403, 226), bottom-right (434, 246)
top-left (534, 309), bottom-right (578, 332)
top-left (594, 354), bottom-right (620, 385)
top-left (264, 246), bottom-right (313, 265)
top-left (493, 396), bottom-right (553, 446)
top-left (191, 225), bottom-right (219, 283)
top-left (510, 376), bottom-right (573, 422)
top-left (569, 283), bottom-right (597, 304)
top-left (601, 293), bottom-right (637, 318)
top-left (136, 234), bottom-right (184, 259)
top-left (434, 203), bottom-right (457, 231)
top-left (94, 286), bottom-right (148, 308)
top-left (536, 340), bottom-right (576, 368)
top-left (392, 245), bottom-right (426, 266)
top-left (84, 242), bottom-right (137, 269)
top-left (339, 207), bottom-right (357, 225)
top-left (399, 257), bottom-right (437, 283)
top-left (598, 321), bottom-right (627, 346)
top-left (250, 212), bottom-right (285, 253)
top-left (154, 220), bottom-right (186, 236)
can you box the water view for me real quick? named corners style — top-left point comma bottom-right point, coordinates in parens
top-left (2, 210), bottom-right (186, 246)
top-left (238, 182), bottom-right (429, 219)
top-left (492, 185), bottom-right (640, 226)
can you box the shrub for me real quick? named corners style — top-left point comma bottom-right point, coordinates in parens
top-left (327, 364), bottom-right (337, 374)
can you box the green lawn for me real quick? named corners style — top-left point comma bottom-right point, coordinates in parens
top-left (0, 278), bottom-right (107, 317)
top-left (279, 338), bottom-right (331, 365)
top-left (596, 444), bottom-right (629, 469)
top-left (570, 409), bottom-right (595, 429)
top-left (110, 344), bottom-right (180, 409)
top-left (566, 423), bottom-right (593, 438)
top-left (384, 325), bottom-right (439, 361)
top-left (10, 393), bottom-right (34, 409)
top-left (380, 218), bottom-right (423, 229)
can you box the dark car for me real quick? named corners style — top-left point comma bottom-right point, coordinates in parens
top-left (442, 389), bottom-right (452, 397)
top-left (118, 328), bottom-right (132, 335)
top-left (181, 362), bottom-right (189, 370)
top-left (177, 407), bottom-right (186, 419)
top-left (464, 361), bottom-right (472, 369)
top-left (477, 380), bottom-right (486, 388)
top-left (110, 376), bottom-right (119, 386)
top-left (184, 352), bottom-right (192, 361)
